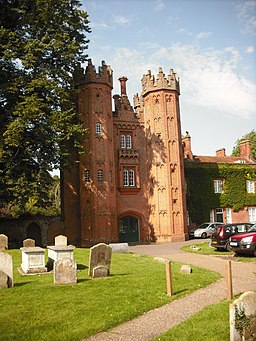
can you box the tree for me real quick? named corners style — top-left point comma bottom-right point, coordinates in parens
top-left (232, 130), bottom-right (256, 161)
top-left (0, 0), bottom-right (90, 217)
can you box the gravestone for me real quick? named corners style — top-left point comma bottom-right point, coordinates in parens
top-left (180, 265), bottom-right (192, 273)
top-left (0, 270), bottom-right (8, 288)
top-left (89, 243), bottom-right (112, 278)
top-left (54, 257), bottom-right (77, 285)
top-left (109, 243), bottom-right (129, 253)
top-left (55, 235), bottom-right (67, 246)
top-left (20, 247), bottom-right (47, 274)
top-left (0, 234), bottom-right (8, 251)
top-left (23, 238), bottom-right (35, 248)
top-left (0, 251), bottom-right (13, 287)
top-left (230, 291), bottom-right (256, 341)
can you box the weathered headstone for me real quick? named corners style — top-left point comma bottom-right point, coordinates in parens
top-left (230, 291), bottom-right (256, 341)
top-left (0, 251), bottom-right (13, 287)
top-left (0, 234), bottom-right (8, 250)
top-left (180, 265), bottom-right (192, 273)
top-left (55, 235), bottom-right (67, 246)
top-left (20, 247), bottom-right (47, 274)
top-left (109, 243), bottom-right (129, 253)
top-left (47, 245), bottom-right (75, 270)
top-left (0, 270), bottom-right (8, 288)
top-left (54, 257), bottom-right (77, 285)
top-left (89, 243), bottom-right (112, 278)
top-left (23, 238), bottom-right (35, 248)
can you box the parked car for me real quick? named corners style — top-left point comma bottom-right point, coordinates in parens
top-left (210, 223), bottom-right (254, 251)
top-left (190, 222), bottom-right (224, 239)
top-left (229, 224), bottom-right (256, 256)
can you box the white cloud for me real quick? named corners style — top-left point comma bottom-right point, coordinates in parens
top-left (113, 16), bottom-right (131, 25)
top-left (236, 0), bottom-right (256, 36)
top-left (91, 22), bottom-right (110, 29)
top-left (154, 0), bottom-right (165, 11)
top-left (107, 43), bottom-right (256, 120)
top-left (245, 46), bottom-right (255, 54)
top-left (195, 31), bottom-right (213, 39)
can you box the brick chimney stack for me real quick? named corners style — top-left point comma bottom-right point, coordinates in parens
top-left (216, 148), bottom-right (226, 157)
top-left (239, 140), bottom-right (251, 158)
top-left (119, 76), bottom-right (128, 96)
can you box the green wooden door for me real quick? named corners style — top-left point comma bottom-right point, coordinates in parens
top-left (119, 216), bottom-right (139, 242)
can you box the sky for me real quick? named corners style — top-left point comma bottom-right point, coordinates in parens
top-left (81, 0), bottom-right (256, 156)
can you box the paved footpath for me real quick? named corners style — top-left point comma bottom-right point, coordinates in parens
top-left (85, 239), bottom-right (256, 341)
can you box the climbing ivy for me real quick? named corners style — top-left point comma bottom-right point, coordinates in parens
top-left (185, 161), bottom-right (256, 224)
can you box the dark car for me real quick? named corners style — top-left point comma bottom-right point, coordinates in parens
top-left (210, 223), bottom-right (253, 251)
top-left (229, 224), bottom-right (256, 256)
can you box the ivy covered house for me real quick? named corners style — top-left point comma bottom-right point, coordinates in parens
top-left (183, 135), bottom-right (256, 227)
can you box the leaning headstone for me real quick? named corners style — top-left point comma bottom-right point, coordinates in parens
top-left (0, 251), bottom-right (13, 287)
top-left (230, 291), bottom-right (256, 341)
top-left (0, 234), bottom-right (8, 250)
top-left (89, 243), bottom-right (112, 278)
top-left (55, 235), bottom-right (67, 246)
top-left (180, 265), bottom-right (192, 274)
top-left (0, 270), bottom-right (8, 289)
top-left (23, 238), bottom-right (35, 248)
top-left (54, 257), bottom-right (77, 285)
top-left (109, 243), bottom-right (129, 253)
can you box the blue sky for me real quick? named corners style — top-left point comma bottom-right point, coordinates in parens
top-left (82, 0), bottom-right (256, 156)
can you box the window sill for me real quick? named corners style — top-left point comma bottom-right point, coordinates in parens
top-left (118, 187), bottom-right (140, 194)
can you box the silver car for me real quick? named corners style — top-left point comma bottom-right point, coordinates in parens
top-left (193, 222), bottom-right (224, 239)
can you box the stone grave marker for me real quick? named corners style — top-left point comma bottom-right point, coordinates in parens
top-left (0, 234), bottom-right (8, 251)
top-left (23, 238), bottom-right (35, 248)
top-left (89, 243), bottom-right (112, 278)
top-left (230, 291), bottom-right (256, 341)
top-left (55, 235), bottom-right (67, 246)
top-left (180, 265), bottom-right (192, 273)
top-left (0, 270), bottom-right (8, 289)
top-left (0, 251), bottom-right (13, 287)
top-left (54, 257), bottom-right (77, 285)
top-left (109, 243), bottom-right (129, 253)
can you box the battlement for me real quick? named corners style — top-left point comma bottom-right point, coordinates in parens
top-left (141, 67), bottom-right (180, 95)
top-left (74, 59), bottom-right (113, 88)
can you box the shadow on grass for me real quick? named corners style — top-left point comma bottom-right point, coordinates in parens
top-left (77, 263), bottom-right (88, 270)
top-left (14, 282), bottom-right (32, 287)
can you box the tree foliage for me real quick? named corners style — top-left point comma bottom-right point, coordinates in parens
top-left (0, 0), bottom-right (90, 217)
top-left (232, 130), bottom-right (256, 161)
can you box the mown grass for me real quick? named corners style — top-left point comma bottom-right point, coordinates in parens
top-left (0, 248), bottom-right (221, 341)
top-left (153, 299), bottom-right (230, 341)
top-left (182, 242), bottom-right (256, 262)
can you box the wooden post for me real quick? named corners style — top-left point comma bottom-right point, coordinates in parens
top-left (166, 260), bottom-right (173, 296)
top-left (226, 260), bottom-right (233, 301)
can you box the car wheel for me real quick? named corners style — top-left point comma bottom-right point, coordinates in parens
top-left (226, 243), bottom-right (231, 252)
top-left (201, 232), bottom-right (207, 239)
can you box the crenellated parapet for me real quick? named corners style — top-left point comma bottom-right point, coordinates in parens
top-left (74, 59), bottom-right (113, 88)
top-left (141, 67), bottom-right (180, 95)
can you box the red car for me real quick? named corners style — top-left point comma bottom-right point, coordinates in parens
top-left (229, 224), bottom-right (256, 256)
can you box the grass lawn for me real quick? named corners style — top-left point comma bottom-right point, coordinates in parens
top-left (153, 299), bottom-right (230, 341)
top-left (182, 241), bottom-right (256, 262)
top-left (0, 248), bottom-right (221, 341)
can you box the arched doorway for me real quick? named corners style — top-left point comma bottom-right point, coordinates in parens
top-left (27, 222), bottom-right (42, 246)
top-left (118, 215), bottom-right (139, 242)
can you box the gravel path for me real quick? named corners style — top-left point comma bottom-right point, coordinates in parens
top-left (84, 240), bottom-right (256, 341)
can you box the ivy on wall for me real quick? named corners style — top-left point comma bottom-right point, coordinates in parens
top-left (185, 161), bottom-right (256, 224)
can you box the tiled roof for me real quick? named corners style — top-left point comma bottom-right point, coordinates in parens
top-left (190, 155), bottom-right (255, 164)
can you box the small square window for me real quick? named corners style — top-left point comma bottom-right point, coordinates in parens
top-left (214, 180), bottom-right (223, 193)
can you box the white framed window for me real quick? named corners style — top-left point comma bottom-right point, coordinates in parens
top-left (123, 169), bottom-right (129, 186)
top-left (97, 169), bottom-right (103, 182)
top-left (120, 133), bottom-right (132, 149)
top-left (226, 208), bottom-right (232, 224)
top-left (96, 122), bottom-right (102, 135)
top-left (120, 134), bottom-right (126, 149)
top-left (246, 180), bottom-right (255, 193)
top-left (214, 179), bottom-right (223, 193)
top-left (216, 208), bottom-right (223, 223)
top-left (248, 207), bottom-right (256, 223)
top-left (126, 135), bottom-right (132, 149)
top-left (210, 209), bottom-right (215, 222)
top-left (123, 168), bottom-right (135, 187)
top-left (84, 169), bottom-right (90, 182)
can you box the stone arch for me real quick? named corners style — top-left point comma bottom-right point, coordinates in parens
top-left (26, 222), bottom-right (41, 246)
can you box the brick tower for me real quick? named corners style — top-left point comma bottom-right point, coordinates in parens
top-left (62, 61), bottom-right (188, 245)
